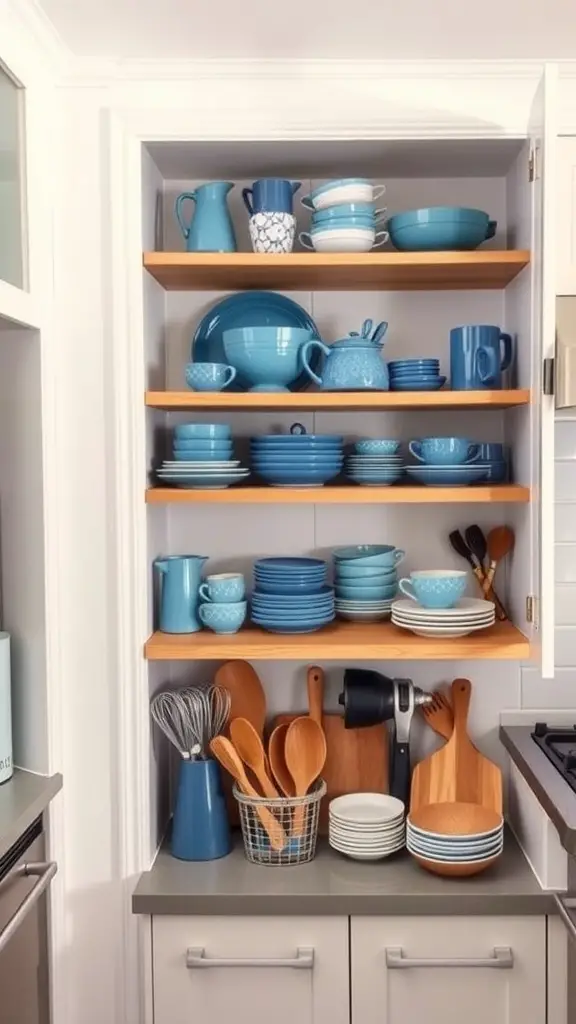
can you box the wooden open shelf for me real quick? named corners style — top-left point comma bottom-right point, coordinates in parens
top-left (143, 251), bottom-right (530, 292)
top-left (146, 389), bottom-right (530, 412)
top-left (146, 484), bottom-right (530, 505)
top-left (145, 619), bottom-right (529, 661)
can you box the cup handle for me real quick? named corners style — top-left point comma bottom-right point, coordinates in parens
top-left (499, 332), bottom-right (513, 372)
top-left (374, 206), bottom-right (388, 224)
top-left (241, 188), bottom-right (254, 215)
top-left (393, 549), bottom-right (406, 566)
top-left (198, 605), bottom-right (209, 625)
top-left (408, 441), bottom-right (424, 463)
top-left (373, 184), bottom-right (387, 200)
top-left (291, 181), bottom-right (302, 195)
top-left (222, 366), bottom-right (237, 389)
top-left (299, 231), bottom-right (315, 251)
top-left (398, 578), bottom-right (416, 601)
top-left (476, 346), bottom-right (498, 385)
top-left (485, 219), bottom-right (497, 240)
top-left (301, 341), bottom-right (328, 386)
top-left (372, 230), bottom-right (389, 249)
top-left (198, 584), bottom-right (211, 602)
top-left (466, 444), bottom-right (481, 464)
top-left (174, 193), bottom-right (197, 240)
top-left (301, 195), bottom-right (315, 211)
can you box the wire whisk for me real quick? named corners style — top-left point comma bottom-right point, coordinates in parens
top-left (150, 684), bottom-right (231, 760)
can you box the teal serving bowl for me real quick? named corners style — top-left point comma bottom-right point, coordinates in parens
top-left (387, 207), bottom-right (496, 252)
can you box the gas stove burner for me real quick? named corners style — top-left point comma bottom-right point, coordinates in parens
top-left (531, 722), bottom-right (576, 794)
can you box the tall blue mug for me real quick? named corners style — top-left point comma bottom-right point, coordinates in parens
top-left (450, 325), bottom-right (513, 391)
top-left (242, 178), bottom-right (301, 215)
top-left (171, 759), bottom-right (231, 861)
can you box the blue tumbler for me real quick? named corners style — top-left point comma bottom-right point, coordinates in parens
top-left (171, 758), bottom-right (231, 861)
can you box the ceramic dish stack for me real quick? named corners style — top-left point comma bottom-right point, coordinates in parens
top-left (345, 438), bottom-right (404, 486)
top-left (406, 809), bottom-right (504, 874)
top-left (299, 179), bottom-right (387, 253)
top-left (391, 597), bottom-right (495, 638)
top-left (250, 557), bottom-right (335, 634)
top-left (156, 422), bottom-right (250, 490)
top-left (333, 544), bottom-right (403, 622)
top-left (329, 794), bottom-right (405, 861)
top-left (250, 424), bottom-right (343, 487)
top-left (388, 359), bottom-right (447, 393)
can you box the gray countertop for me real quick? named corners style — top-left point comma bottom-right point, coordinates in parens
top-left (0, 769), bottom-right (62, 859)
top-left (133, 828), bottom-right (552, 916)
top-left (500, 725), bottom-right (576, 855)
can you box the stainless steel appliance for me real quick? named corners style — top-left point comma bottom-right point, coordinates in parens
top-left (0, 817), bottom-right (55, 1023)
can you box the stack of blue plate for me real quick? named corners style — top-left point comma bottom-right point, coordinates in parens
top-left (345, 440), bottom-right (404, 486)
top-left (250, 426), bottom-right (344, 487)
top-left (406, 465), bottom-right (489, 487)
top-left (389, 359), bottom-right (447, 392)
top-left (157, 422), bottom-right (250, 489)
top-left (333, 545), bottom-right (403, 622)
top-left (250, 558), bottom-right (335, 634)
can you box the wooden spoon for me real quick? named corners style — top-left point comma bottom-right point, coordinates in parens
top-left (214, 660), bottom-right (266, 737)
top-left (268, 723), bottom-right (294, 796)
top-left (449, 528), bottom-right (508, 621)
top-left (285, 716), bottom-right (327, 835)
top-left (229, 717), bottom-right (279, 799)
top-left (482, 525), bottom-right (515, 595)
top-left (210, 735), bottom-right (286, 851)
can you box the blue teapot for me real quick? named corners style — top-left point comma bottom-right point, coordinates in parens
top-left (301, 328), bottom-right (389, 391)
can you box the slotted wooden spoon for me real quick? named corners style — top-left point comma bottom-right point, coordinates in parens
top-left (210, 735), bottom-right (286, 851)
top-left (229, 718), bottom-right (279, 799)
top-left (482, 525), bottom-right (515, 595)
top-left (285, 716), bottom-right (327, 835)
top-left (420, 690), bottom-right (454, 740)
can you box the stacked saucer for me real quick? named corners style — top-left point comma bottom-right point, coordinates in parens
top-left (389, 358), bottom-right (447, 392)
top-left (345, 439), bottom-right (404, 487)
top-left (157, 422), bottom-right (250, 489)
top-left (250, 557), bottom-right (334, 634)
top-left (391, 597), bottom-right (495, 638)
top-left (329, 794), bottom-right (405, 861)
top-left (407, 804), bottom-right (504, 877)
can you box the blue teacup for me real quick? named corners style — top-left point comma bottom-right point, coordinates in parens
top-left (355, 439), bottom-right (400, 455)
top-left (398, 570), bottom-right (468, 609)
top-left (199, 601), bottom-right (247, 634)
top-left (185, 362), bottom-right (236, 392)
top-left (409, 437), bottom-right (479, 466)
top-left (199, 573), bottom-right (245, 603)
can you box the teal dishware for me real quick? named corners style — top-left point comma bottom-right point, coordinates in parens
top-left (173, 438), bottom-right (233, 452)
top-left (171, 759), bottom-right (231, 862)
top-left (387, 207), bottom-right (496, 252)
top-left (223, 326), bottom-right (312, 392)
top-left (242, 178), bottom-right (301, 215)
top-left (335, 564), bottom-right (397, 580)
top-left (355, 439), bottom-right (399, 455)
top-left (175, 182), bottom-right (237, 253)
top-left (199, 601), bottom-right (247, 634)
top-left (185, 362), bottom-right (237, 391)
top-left (336, 583), bottom-right (398, 601)
top-left (174, 423), bottom-right (231, 439)
top-left (155, 555), bottom-right (208, 633)
top-left (302, 336), bottom-right (389, 391)
top-left (409, 438), bottom-right (480, 466)
top-left (199, 573), bottom-right (245, 603)
top-left (311, 202), bottom-right (385, 224)
top-left (450, 325), bottom-right (513, 390)
top-left (398, 570), bottom-right (468, 609)
top-left (333, 545), bottom-right (405, 568)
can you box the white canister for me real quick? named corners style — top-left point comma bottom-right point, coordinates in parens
top-left (0, 633), bottom-right (12, 783)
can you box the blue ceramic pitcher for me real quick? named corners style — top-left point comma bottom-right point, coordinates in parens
top-left (154, 555), bottom-right (208, 633)
top-left (242, 178), bottom-right (301, 215)
top-left (175, 182), bottom-right (237, 253)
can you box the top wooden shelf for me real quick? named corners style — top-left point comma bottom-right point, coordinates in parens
top-left (143, 251), bottom-right (530, 292)
top-left (145, 389), bottom-right (529, 412)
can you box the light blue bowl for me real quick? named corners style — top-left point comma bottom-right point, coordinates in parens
top-left (223, 327), bottom-right (312, 393)
top-left (336, 584), bottom-right (398, 601)
top-left (174, 423), bottom-right (231, 439)
top-left (199, 601), bottom-right (247, 633)
top-left (409, 437), bottom-right (479, 466)
top-left (172, 449), bottom-right (234, 462)
top-left (312, 202), bottom-right (376, 222)
top-left (335, 574), bottom-right (396, 588)
top-left (335, 565), bottom-right (397, 580)
top-left (173, 437), bottom-right (233, 450)
top-left (398, 570), bottom-right (467, 609)
top-left (387, 207), bottom-right (496, 252)
top-left (355, 439), bottom-right (400, 455)
top-left (311, 214), bottom-right (375, 230)
top-left (333, 545), bottom-right (405, 567)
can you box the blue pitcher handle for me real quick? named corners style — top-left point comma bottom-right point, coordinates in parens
top-left (408, 441), bottom-right (425, 463)
top-left (477, 346), bottom-right (499, 384)
top-left (175, 193), bottom-right (197, 241)
top-left (301, 340), bottom-right (330, 387)
top-left (241, 188), bottom-right (254, 215)
top-left (499, 332), bottom-right (513, 372)
top-left (291, 181), bottom-right (302, 195)
top-left (485, 219), bottom-right (497, 240)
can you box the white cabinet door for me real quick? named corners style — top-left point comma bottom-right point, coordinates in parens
top-left (351, 916), bottom-right (546, 1024)
top-left (556, 137), bottom-right (576, 296)
top-left (153, 915), bottom-right (349, 1024)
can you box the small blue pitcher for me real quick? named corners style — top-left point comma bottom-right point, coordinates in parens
top-left (242, 178), bottom-right (301, 216)
top-left (171, 759), bottom-right (231, 862)
top-left (450, 324), bottom-right (513, 390)
top-left (154, 555), bottom-right (208, 633)
top-left (175, 182), bottom-right (237, 253)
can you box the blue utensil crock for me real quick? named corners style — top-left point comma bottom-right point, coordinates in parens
top-left (450, 325), bottom-right (513, 390)
top-left (171, 758), bottom-right (231, 862)
top-left (175, 182), bottom-right (237, 253)
top-left (242, 178), bottom-right (301, 215)
top-left (155, 555), bottom-right (208, 633)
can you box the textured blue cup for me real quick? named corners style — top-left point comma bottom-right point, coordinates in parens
top-left (355, 439), bottom-right (400, 455)
top-left (199, 601), bottom-right (247, 633)
top-left (171, 759), bottom-right (231, 862)
top-left (398, 570), bottom-right (468, 609)
top-left (409, 437), bottom-right (479, 466)
top-left (185, 362), bottom-right (237, 391)
top-left (199, 573), bottom-right (245, 603)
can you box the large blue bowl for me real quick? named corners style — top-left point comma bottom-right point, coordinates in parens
top-left (223, 327), bottom-right (312, 393)
top-left (387, 207), bottom-right (496, 252)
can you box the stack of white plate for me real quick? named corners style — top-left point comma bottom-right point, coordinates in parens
top-left (407, 805), bottom-right (504, 877)
top-left (391, 597), bottom-right (495, 638)
top-left (328, 793), bottom-right (405, 861)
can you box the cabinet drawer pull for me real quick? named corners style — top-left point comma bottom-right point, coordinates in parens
top-left (0, 861), bottom-right (57, 955)
top-left (385, 946), bottom-right (513, 970)
top-left (554, 893), bottom-right (576, 944)
top-left (186, 946), bottom-right (314, 970)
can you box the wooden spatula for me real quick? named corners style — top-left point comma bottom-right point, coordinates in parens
top-left (210, 735), bottom-right (286, 851)
top-left (482, 525), bottom-right (515, 595)
top-left (420, 690), bottom-right (453, 740)
top-left (229, 718), bottom-right (279, 799)
top-left (215, 660), bottom-right (266, 736)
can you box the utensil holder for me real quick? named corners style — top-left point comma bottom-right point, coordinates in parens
top-left (171, 758), bottom-right (231, 861)
top-left (233, 779), bottom-right (326, 866)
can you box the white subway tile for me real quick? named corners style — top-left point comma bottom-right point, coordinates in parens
top-left (556, 461), bottom-right (576, 501)
top-left (554, 627), bottom-right (576, 666)
top-left (555, 421), bottom-right (576, 460)
top-left (555, 545), bottom-right (576, 582)
top-left (521, 665), bottom-right (576, 709)
top-left (556, 504), bottom-right (576, 543)
top-left (555, 584), bottom-right (576, 623)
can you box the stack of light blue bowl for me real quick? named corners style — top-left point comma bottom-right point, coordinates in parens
top-left (157, 423), bottom-right (250, 490)
top-left (388, 359), bottom-right (447, 393)
top-left (250, 427), bottom-right (344, 487)
top-left (250, 558), bottom-right (335, 634)
top-left (333, 545), bottom-right (404, 622)
top-left (345, 438), bottom-right (404, 486)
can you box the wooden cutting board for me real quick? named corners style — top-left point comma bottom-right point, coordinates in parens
top-left (269, 666), bottom-right (389, 832)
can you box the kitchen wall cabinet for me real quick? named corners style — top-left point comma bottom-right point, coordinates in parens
top-left (556, 137), bottom-right (576, 295)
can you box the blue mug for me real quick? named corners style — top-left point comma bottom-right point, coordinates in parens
top-left (476, 442), bottom-right (507, 461)
top-left (450, 325), bottom-right (513, 390)
top-left (242, 178), bottom-right (301, 215)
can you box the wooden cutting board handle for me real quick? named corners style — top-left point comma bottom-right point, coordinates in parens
top-left (307, 666), bottom-right (324, 724)
top-left (451, 678), bottom-right (472, 746)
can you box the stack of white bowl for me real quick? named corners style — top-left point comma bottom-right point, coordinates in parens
top-left (328, 794), bottom-right (405, 861)
top-left (299, 179), bottom-right (387, 253)
top-left (406, 805), bottom-right (504, 877)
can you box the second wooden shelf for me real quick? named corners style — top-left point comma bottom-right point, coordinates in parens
top-left (146, 484), bottom-right (530, 505)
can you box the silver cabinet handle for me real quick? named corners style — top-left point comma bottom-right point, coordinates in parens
top-left (554, 894), bottom-right (576, 944)
top-left (386, 946), bottom-right (514, 970)
top-left (186, 946), bottom-right (314, 970)
top-left (0, 861), bottom-right (57, 955)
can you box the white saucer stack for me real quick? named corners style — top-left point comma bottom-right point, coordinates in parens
top-left (391, 597), bottom-right (495, 638)
top-left (328, 793), bottom-right (405, 861)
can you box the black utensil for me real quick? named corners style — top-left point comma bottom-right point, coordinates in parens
top-left (339, 668), bottom-right (396, 727)
top-left (449, 528), bottom-right (477, 569)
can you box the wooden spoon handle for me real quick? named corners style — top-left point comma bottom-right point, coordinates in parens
top-left (307, 666), bottom-right (324, 724)
top-left (254, 765), bottom-right (280, 800)
top-left (473, 561), bottom-right (507, 620)
top-left (451, 678), bottom-right (472, 739)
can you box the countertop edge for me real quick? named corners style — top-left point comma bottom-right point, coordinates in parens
top-left (0, 770), bottom-right (63, 859)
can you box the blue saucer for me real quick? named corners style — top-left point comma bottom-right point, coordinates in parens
top-left (406, 465), bottom-right (489, 486)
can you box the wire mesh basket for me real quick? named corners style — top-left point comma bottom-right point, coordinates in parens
top-left (233, 779), bottom-right (326, 865)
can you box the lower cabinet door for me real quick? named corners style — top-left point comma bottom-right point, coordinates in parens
top-left (153, 915), bottom-right (349, 1024)
top-left (351, 915), bottom-right (546, 1024)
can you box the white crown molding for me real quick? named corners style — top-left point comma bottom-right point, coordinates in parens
top-left (4, 0), bottom-right (71, 75)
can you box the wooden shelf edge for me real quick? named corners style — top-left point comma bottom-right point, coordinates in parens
top-left (145, 485), bottom-right (530, 505)
top-left (145, 389), bottom-right (531, 411)
top-left (144, 620), bottom-right (530, 661)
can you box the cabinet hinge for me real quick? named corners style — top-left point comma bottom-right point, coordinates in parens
top-left (528, 151), bottom-right (535, 182)
top-left (543, 357), bottom-right (555, 395)
top-left (526, 595), bottom-right (538, 626)
top-left (529, 145), bottom-right (541, 183)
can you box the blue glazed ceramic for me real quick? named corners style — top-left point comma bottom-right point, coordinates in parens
top-left (336, 583), bottom-right (398, 601)
top-left (157, 471), bottom-right (249, 489)
top-left (199, 601), bottom-right (247, 634)
top-left (390, 377), bottom-right (446, 391)
top-left (193, 292), bottom-right (321, 392)
top-left (477, 443), bottom-right (507, 461)
top-left (199, 573), bottom-right (245, 603)
top-left (171, 759), bottom-right (231, 862)
top-left (155, 555), bottom-right (208, 633)
top-left (302, 337), bottom-right (389, 391)
top-left (398, 570), bottom-right (468, 609)
top-left (312, 202), bottom-right (383, 223)
top-left (335, 564), bottom-right (398, 580)
top-left (450, 325), bottom-right (513, 390)
top-left (406, 465), bottom-right (488, 486)
top-left (409, 437), bottom-right (480, 466)
top-left (476, 460), bottom-right (508, 483)
top-left (173, 440), bottom-right (232, 451)
top-left (255, 557), bottom-right (326, 572)
top-left (223, 326), bottom-right (312, 393)
top-left (333, 545), bottom-right (405, 567)
top-left (242, 178), bottom-right (301, 215)
top-left (311, 214), bottom-right (375, 230)
top-left (173, 448), bottom-right (233, 461)
top-left (387, 207), bottom-right (496, 252)
top-left (389, 359), bottom-right (439, 371)
top-left (355, 439), bottom-right (400, 454)
top-left (254, 467), bottom-right (341, 485)
top-left (185, 362), bottom-right (237, 391)
top-left (348, 474), bottom-right (403, 486)
top-left (174, 423), bottom-right (231, 439)
top-left (175, 182), bottom-right (237, 253)
top-left (301, 179), bottom-right (385, 211)
top-left (390, 365), bottom-right (440, 377)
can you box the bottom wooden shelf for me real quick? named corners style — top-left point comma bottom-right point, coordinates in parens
top-left (144, 619), bottom-right (530, 661)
